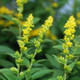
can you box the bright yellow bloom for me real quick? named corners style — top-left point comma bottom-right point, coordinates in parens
top-left (76, 19), bottom-right (80, 25)
top-left (52, 2), bottom-right (58, 8)
top-left (0, 20), bottom-right (4, 25)
top-left (22, 14), bottom-right (34, 43)
top-left (0, 6), bottom-right (14, 15)
top-left (40, 16), bottom-right (53, 35)
top-left (18, 14), bottom-right (34, 51)
top-left (76, 12), bottom-right (80, 18)
top-left (63, 16), bottom-right (76, 55)
top-left (16, 0), bottom-right (27, 6)
top-left (64, 16), bottom-right (76, 28)
top-left (66, 42), bottom-right (73, 47)
top-left (34, 16), bottom-right (53, 53)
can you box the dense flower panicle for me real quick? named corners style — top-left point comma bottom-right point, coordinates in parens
top-left (18, 14), bottom-right (34, 51)
top-left (62, 16), bottom-right (76, 73)
top-left (40, 16), bottom-right (53, 35)
top-left (34, 16), bottom-right (53, 53)
top-left (63, 16), bottom-right (76, 55)
top-left (22, 14), bottom-right (34, 43)
top-left (64, 16), bottom-right (76, 28)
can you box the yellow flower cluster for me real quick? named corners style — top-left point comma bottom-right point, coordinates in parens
top-left (62, 16), bottom-right (76, 74)
top-left (34, 16), bottom-right (53, 53)
top-left (29, 28), bottom-right (57, 40)
top-left (0, 20), bottom-right (4, 26)
top-left (59, 56), bottom-right (67, 63)
top-left (57, 76), bottom-right (63, 80)
top-left (16, 0), bottom-right (27, 7)
top-left (76, 12), bottom-right (80, 18)
top-left (0, 6), bottom-right (14, 15)
top-left (64, 65), bottom-right (72, 73)
top-left (18, 14), bottom-right (34, 51)
top-left (76, 12), bottom-right (80, 25)
top-left (22, 14), bottom-right (34, 43)
top-left (66, 54), bottom-right (74, 59)
top-left (40, 16), bottom-right (53, 35)
top-left (63, 16), bottom-right (76, 54)
top-left (52, 2), bottom-right (58, 8)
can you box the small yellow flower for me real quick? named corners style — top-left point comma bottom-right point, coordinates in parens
top-left (76, 12), bottom-right (80, 18)
top-left (76, 19), bottom-right (80, 25)
top-left (0, 20), bottom-right (4, 25)
top-left (0, 6), bottom-right (14, 15)
top-left (66, 42), bottom-right (73, 47)
top-left (52, 2), bottom-right (58, 8)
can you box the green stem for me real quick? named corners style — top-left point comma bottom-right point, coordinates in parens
top-left (17, 64), bottom-right (20, 76)
top-left (64, 72), bottom-right (67, 80)
top-left (19, 21), bottom-right (21, 40)
top-left (29, 51), bottom-right (37, 70)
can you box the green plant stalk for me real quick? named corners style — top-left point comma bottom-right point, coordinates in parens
top-left (64, 56), bottom-right (67, 80)
top-left (29, 51), bottom-right (37, 70)
top-left (25, 51), bottom-right (37, 80)
top-left (64, 71), bottom-right (67, 80)
top-left (17, 12), bottom-right (22, 76)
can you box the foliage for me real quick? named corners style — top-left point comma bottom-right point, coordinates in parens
top-left (0, 0), bottom-right (80, 80)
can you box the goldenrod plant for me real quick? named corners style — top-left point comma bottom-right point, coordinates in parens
top-left (1, 0), bottom-right (80, 80)
top-left (0, 0), bottom-right (53, 80)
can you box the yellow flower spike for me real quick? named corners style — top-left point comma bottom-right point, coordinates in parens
top-left (64, 16), bottom-right (76, 28)
top-left (63, 16), bottom-right (76, 55)
top-left (66, 42), bottom-right (73, 47)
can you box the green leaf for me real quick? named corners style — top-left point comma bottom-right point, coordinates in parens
top-left (31, 68), bottom-right (41, 75)
top-left (0, 45), bottom-right (14, 53)
top-left (71, 76), bottom-right (80, 80)
top-left (0, 15), bottom-right (18, 25)
top-left (52, 69), bottom-right (63, 80)
top-left (0, 68), bottom-right (18, 80)
top-left (33, 18), bottom-right (40, 24)
top-left (69, 61), bottom-right (76, 69)
top-left (0, 59), bottom-right (14, 67)
top-left (43, 39), bottom-right (53, 43)
top-left (53, 45), bottom-right (63, 51)
top-left (53, 55), bottom-right (64, 64)
top-left (46, 54), bottom-right (61, 69)
top-left (2, 72), bottom-right (18, 80)
top-left (0, 45), bottom-right (15, 58)
top-left (31, 69), bottom-right (53, 79)
top-left (0, 75), bottom-right (7, 80)
top-left (2, 27), bottom-right (19, 37)
top-left (22, 57), bottom-right (30, 68)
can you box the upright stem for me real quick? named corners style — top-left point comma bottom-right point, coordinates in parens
top-left (29, 51), bottom-right (37, 70)
top-left (64, 72), bottom-right (67, 80)
top-left (17, 12), bottom-right (22, 76)
top-left (19, 21), bottom-right (21, 40)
